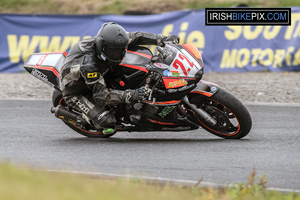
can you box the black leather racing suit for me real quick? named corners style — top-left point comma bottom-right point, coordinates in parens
top-left (60, 31), bottom-right (162, 129)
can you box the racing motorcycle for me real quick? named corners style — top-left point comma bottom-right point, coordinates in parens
top-left (23, 42), bottom-right (252, 139)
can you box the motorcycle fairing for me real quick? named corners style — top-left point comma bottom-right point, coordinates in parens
top-left (24, 51), bottom-right (67, 90)
top-left (138, 80), bottom-right (220, 132)
top-left (132, 104), bottom-right (199, 132)
top-left (163, 78), bottom-right (188, 89)
top-left (188, 81), bottom-right (219, 104)
top-left (118, 46), bottom-right (152, 89)
top-left (180, 44), bottom-right (204, 68)
top-left (162, 76), bottom-right (196, 89)
top-left (144, 100), bottom-right (181, 106)
top-left (145, 82), bottom-right (196, 105)
top-left (167, 44), bottom-right (204, 77)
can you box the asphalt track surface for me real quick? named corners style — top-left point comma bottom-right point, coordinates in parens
top-left (0, 100), bottom-right (300, 191)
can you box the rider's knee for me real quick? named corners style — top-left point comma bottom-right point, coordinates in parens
top-left (89, 107), bottom-right (116, 129)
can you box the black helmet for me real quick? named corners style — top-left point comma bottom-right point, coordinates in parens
top-left (95, 22), bottom-right (129, 64)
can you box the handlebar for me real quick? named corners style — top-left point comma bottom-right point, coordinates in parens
top-left (144, 72), bottom-right (155, 102)
top-left (143, 69), bottom-right (168, 104)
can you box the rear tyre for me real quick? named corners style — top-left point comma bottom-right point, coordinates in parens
top-left (52, 89), bottom-right (115, 138)
top-left (190, 88), bottom-right (252, 139)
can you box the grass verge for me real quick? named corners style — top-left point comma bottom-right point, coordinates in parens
top-left (0, 163), bottom-right (299, 200)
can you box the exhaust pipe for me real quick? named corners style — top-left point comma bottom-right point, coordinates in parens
top-left (51, 105), bottom-right (79, 125)
top-left (51, 105), bottom-right (91, 130)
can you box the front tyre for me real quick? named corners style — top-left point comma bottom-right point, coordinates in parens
top-left (52, 89), bottom-right (115, 138)
top-left (190, 88), bottom-right (252, 139)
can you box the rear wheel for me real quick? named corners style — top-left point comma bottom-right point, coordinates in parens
top-left (52, 89), bottom-right (115, 138)
top-left (190, 88), bottom-right (252, 139)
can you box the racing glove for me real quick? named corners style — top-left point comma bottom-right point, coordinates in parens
top-left (158, 35), bottom-right (180, 46)
top-left (122, 86), bottom-right (149, 104)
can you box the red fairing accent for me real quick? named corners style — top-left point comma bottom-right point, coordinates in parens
top-left (35, 51), bottom-right (68, 57)
top-left (189, 91), bottom-right (213, 97)
top-left (119, 63), bottom-right (148, 73)
top-left (182, 44), bottom-right (201, 59)
top-left (36, 55), bottom-right (47, 66)
top-left (181, 44), bottom-right (204, 68)
top-left (144, 100), bottom-right (181, 105)
top-left (147, 118), bottom-right (176, 125)
top-left (61, 51), bottom-right (68, 57)
top-left (199, 80), bottom-right (219, 86)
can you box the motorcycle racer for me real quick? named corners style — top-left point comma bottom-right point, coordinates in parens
top-left (59, 22), bottom-right (179, 133)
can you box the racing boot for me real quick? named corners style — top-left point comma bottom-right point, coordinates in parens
top-left (88, 107), bottom-right (117, 134)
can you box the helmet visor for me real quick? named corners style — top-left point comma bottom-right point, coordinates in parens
top-left (102, 46), bottom-right (126, 62)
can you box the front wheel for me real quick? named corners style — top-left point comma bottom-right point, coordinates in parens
top-left (52, 89), bottom-right (115, 138)
top-left (190, 88), bottom-right (252, 139)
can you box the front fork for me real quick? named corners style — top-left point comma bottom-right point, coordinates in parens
top-left (185, 80), bottom-right (220, 125)
top-left (183, 96), bottom-right (217, 126)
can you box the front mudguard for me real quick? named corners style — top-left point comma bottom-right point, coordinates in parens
top-left (187, 80), bottom-right (219, 104)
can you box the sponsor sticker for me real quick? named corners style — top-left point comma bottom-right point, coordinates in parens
top-left (158, 106), bottom-right (175, 118)
top-left (164, 78), bottom-right (187, 89)
top-left (87, 72), bottom-right (97, 78)
top-left (31, 68), bottom-right (55, 87)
